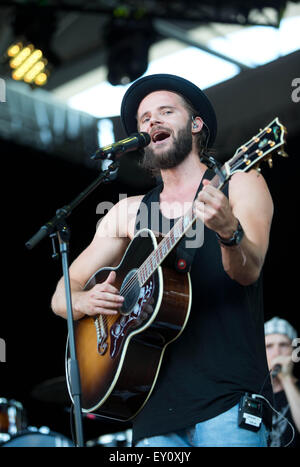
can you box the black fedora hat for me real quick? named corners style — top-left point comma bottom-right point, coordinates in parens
top-left (120, 73), bottom-right (217, 147)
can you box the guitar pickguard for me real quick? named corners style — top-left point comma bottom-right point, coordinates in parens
top-left (110, 277), bottom-right (155, 359)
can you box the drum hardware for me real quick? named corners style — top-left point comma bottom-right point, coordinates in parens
top-left (0, 398), bottom-right (27, 442)
top-left (86, 429), bottom-right (132, 447)
top-left (0, 396), bottom-right (74, 447)
top-left (1, 428), bottom-right (74, 447)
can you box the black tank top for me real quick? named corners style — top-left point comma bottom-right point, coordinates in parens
top-left (132, 170), bottom-right (271, 444)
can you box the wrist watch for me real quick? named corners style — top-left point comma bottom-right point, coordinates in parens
top-left (216, 220), bottom-right (244, 246)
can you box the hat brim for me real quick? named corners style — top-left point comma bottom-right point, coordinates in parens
top-left (120, 73), bottom-right (217, 147)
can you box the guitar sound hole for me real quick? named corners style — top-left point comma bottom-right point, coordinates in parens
top-left (119, 269), bottom-right (140, 316)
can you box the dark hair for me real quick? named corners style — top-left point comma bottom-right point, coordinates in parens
top-left (177, 93), bottom-right (216, 162)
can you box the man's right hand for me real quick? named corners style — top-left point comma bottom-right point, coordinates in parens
top-left (73, 271), bottom-right (124, 317)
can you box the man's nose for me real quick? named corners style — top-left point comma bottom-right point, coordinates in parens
top-left (149, 114), bottom-right (163, 126)
top-left (273, 344), bottom-right (282, 357)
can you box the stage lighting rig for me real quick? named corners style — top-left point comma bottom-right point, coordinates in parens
top-left (7, 41), bottom-right (49, 86)
top-left (5, 5), bottom-right (59, 87)
top-left (104, 16), bottom-right (158, 86)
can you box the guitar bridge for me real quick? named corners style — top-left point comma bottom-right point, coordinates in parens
top-left (94, 315), bottom-right (108, 356)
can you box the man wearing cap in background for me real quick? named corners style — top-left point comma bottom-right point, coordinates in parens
top-left (265, 317), bottom-right (300, 447)
top-left (52, 74), bottom-right (274, 447)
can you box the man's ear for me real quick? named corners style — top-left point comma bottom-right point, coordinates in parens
top-left (191, 116), bottom-right (204, 133)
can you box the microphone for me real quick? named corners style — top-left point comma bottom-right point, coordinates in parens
top-left (91, 132), bottom-right (150, 160)
top-left (271, 364), bottom-right (282, 377)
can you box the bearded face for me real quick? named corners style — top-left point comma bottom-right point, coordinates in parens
top-left (140, 118), bottom-right (193, 174)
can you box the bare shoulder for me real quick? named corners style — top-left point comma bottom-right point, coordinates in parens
top-left (68, 194), bottom-right (144, 287)
top-left (97, 194), bottom-right (144, 240)
top-left (117, 194), bottom-right (144, 214)
top-left (228, 169), bottom-right (273, 213)
top-left (115, 194), bottom-right (144, 239)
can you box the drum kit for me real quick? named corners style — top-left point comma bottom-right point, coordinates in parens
top-left (0, 397), bottom-right (74, 447)
top-left (0, 378), bottom-right (132, 447)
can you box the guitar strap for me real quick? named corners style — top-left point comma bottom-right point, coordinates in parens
top-left (173, 168), bottom-right (216, 274)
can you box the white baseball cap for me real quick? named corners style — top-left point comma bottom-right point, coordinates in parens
top-left (264, 316), bottom-right (297, 341)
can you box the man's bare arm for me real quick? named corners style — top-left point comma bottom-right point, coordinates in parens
top-left (51, 196), bottom-right (142, 320)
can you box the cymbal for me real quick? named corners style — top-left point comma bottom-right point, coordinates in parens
top-left (31, 376), bottom-right (70, 405)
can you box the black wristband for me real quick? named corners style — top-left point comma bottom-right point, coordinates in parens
top-left (216, 220), bottom-right (244, 246)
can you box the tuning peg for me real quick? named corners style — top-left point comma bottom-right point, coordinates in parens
top-left (255, 165), bottom-right (261, 175)
top-left (278, 150), bottom-right (288, 158)
top-left (268, 157), bottom-right (273, 168)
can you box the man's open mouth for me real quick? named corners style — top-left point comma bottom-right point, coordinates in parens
top-left (151, 130), bottom-right (171, 144)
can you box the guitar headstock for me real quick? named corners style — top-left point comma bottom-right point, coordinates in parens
top-left (225, 118), bottom-right (287, 178)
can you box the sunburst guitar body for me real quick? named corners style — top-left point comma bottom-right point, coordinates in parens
top-left (66, 228), bottom-right (191, 421)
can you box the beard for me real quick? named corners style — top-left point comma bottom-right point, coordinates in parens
top-left (140, 120), bottom-right (193, 175)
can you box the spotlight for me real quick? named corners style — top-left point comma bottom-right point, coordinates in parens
top-left (6, 41), bottom-right (49, 86)
top-left (104, 18), bottom-right (157, 86)
top-left (4, 6), bottom-right (59, 87)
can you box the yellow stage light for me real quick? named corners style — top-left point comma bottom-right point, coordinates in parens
top-left (9, 44), bottom-right (33, 69)
top-left (6, 42), bottom-right (50, 86)
top-left (7, 42), bottom-right (22, 57)
top-left (34, 72), bottom-right (48, 86)
top-left (24, 60), bottom-right (46, 83)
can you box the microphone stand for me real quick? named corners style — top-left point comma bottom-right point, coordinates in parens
top-left (25, 158), bottom-right (120, 447)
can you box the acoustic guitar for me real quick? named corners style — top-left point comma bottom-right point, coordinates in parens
top-left (66, 118), bottom-right (286, 421)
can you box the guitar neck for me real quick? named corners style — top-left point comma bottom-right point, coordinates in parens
top-left (137, 170), bottom-right (226, 286)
